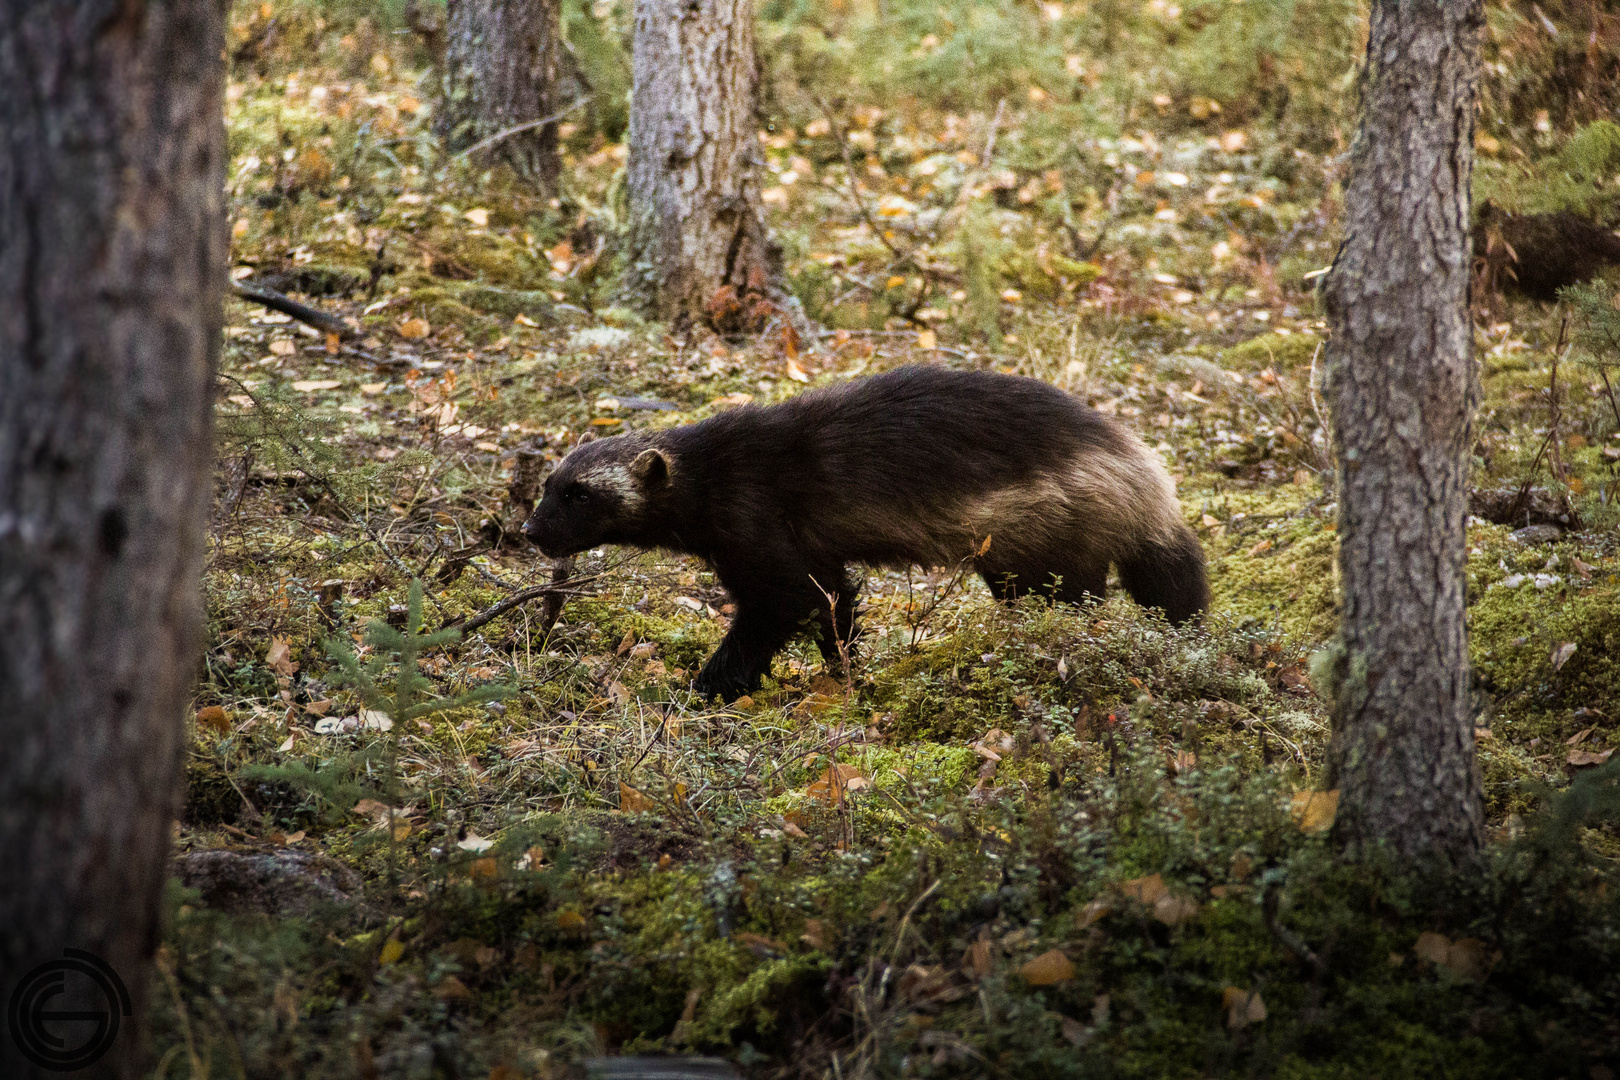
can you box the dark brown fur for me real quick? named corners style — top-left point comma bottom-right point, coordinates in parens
top-left (1475, 201), bottom-right (1620, 301)
top-left (523, 365), bottom-right (1209, 701)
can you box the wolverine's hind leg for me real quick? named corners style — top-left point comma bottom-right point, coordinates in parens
top-left (1117, 524), bottom-right (1210, 625)
top-left (808, 566), bottom-right (861, 671)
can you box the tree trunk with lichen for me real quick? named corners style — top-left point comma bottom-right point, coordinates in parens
top-left (435, 0), bottom-right (562, 192)
top-left (0, 1), bottom-right (224, 1076)
top-left (626, 0), bottom-right (784, 332)
top-left (1316, 0), bottom-right (1486, 866)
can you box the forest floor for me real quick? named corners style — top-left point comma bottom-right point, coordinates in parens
top-left (159, 2), bottom-right (1620, 1077)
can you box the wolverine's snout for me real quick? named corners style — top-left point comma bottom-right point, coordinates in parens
top-left (520, 509), bottom-right (586, 558)
top-left (519, 512), bottom-right (557, 554)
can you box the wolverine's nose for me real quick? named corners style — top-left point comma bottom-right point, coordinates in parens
top-left (520, 515), bottom-right (540, 541)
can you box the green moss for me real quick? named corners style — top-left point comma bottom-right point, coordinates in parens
top-left (1469, 555), bottom-right (1620, 729)
top-left (1207, 517), bottom-right (1339, 644)
top-left (1219, 331), bottom-right (1322, 373)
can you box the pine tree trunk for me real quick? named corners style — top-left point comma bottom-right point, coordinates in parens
top-left (627, 0), bottom-right (783, 332)
top-left (436, 0), bottom-right (562, 192)
top-left (1317, 0), bottom-right (1485, 865)
top-left (0, 1), bottom-right (224, 1075)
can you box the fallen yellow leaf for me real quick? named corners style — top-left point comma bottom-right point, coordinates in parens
top-left (1223, 987), bottom-right (1266, 1028)
top-left (1290, 789), bottom-right (1339, 833)
top-left (432, 975), bottom-right (472, 1001)
top-left (1020, 949), bottom-right (1075, 986)
top-left (1412, 931), bottom-right (1492, 981)
top-left (1413, 931), bottom-right (1450, 965)
top-left (195, 705), bottom-right (229, 733)
top-left (619, 782), bottom-right (656, 813)
top-left (966, 938), bottom-right (994, 977)
top-left (1118, 873), bottom-right (1168, 905)
top-left (1153, 893), bottom-right (1201, 926)
top-left (398, 317), bottom-right (431, 339)
top-left (265, 637), bottom-right (298, 677)
top-left (805, 763), bottom-right (866, 804)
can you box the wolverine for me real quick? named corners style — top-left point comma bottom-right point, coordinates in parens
top-left (523, 365), bottom-right (1209, 702)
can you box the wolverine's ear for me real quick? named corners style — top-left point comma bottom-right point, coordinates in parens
top-left (631, 448), bottom-right (671, 487)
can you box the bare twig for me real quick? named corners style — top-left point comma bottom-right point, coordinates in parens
top-left (980, 99), bottom-right (1007, 169)
top-left (887, 879), bottom-right (941, 972)
top-left (810, 94), bottom-right (910, 262)
top-left (453, 96), bottom-right (591, 162)
top-left (216, 373), bottom-right (450, 619)
top-left (1547, 316), bottom-right (1570, 485)
top-left (231, 278), bottom-right (360, 340)
top-left (1506, 320), bottom-right (1577, 525)
top-left (446, 556), bottom-right (582, 636)
top-left (1264, 882), bottom-right (1328, 978)
top-left (1598, 367), bottom-right (1620, 430)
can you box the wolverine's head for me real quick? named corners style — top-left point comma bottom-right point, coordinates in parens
top-left (521, 435), bottom-right (672, 557)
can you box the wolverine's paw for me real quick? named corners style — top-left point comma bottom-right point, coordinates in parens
top-left (692, 664), bottom-right (756, 704)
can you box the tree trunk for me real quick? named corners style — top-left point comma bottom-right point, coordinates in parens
top-left (1317, 0), bottom-right (1485, 865)
top-left (436, 0), bottom-right (562, 192)
top-left (0, 1), bottom-right (223, 1075)
top-left (627, 0), bottom-right (784, 332)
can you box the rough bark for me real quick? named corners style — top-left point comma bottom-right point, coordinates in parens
top-left (627, 0), bottom-right (784, 332)
top-left (435, 0), bottom-right (562, 192)
top-left (0, 1), bottom-right (224, 1075)
top-left (1317, 0), bottom-right (1485, 865)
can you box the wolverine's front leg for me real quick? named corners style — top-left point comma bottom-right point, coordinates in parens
top-left (693, 560), bottom-right (821, 702)
top-left (692, 603), bottom-right (796, 702)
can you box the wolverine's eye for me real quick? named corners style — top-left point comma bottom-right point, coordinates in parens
top-left (563, 484), bottom-right (589, 504)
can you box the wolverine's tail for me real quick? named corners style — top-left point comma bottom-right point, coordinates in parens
top-left (1117, 522), bottom-right (1210, 625)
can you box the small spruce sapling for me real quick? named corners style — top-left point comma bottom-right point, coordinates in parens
top-left (1560, 281), bottom-right (1620, 431)
top-left (330, 580), bottom-right (513, 878)
top-left (255, 580), bottom-right (515, 890)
